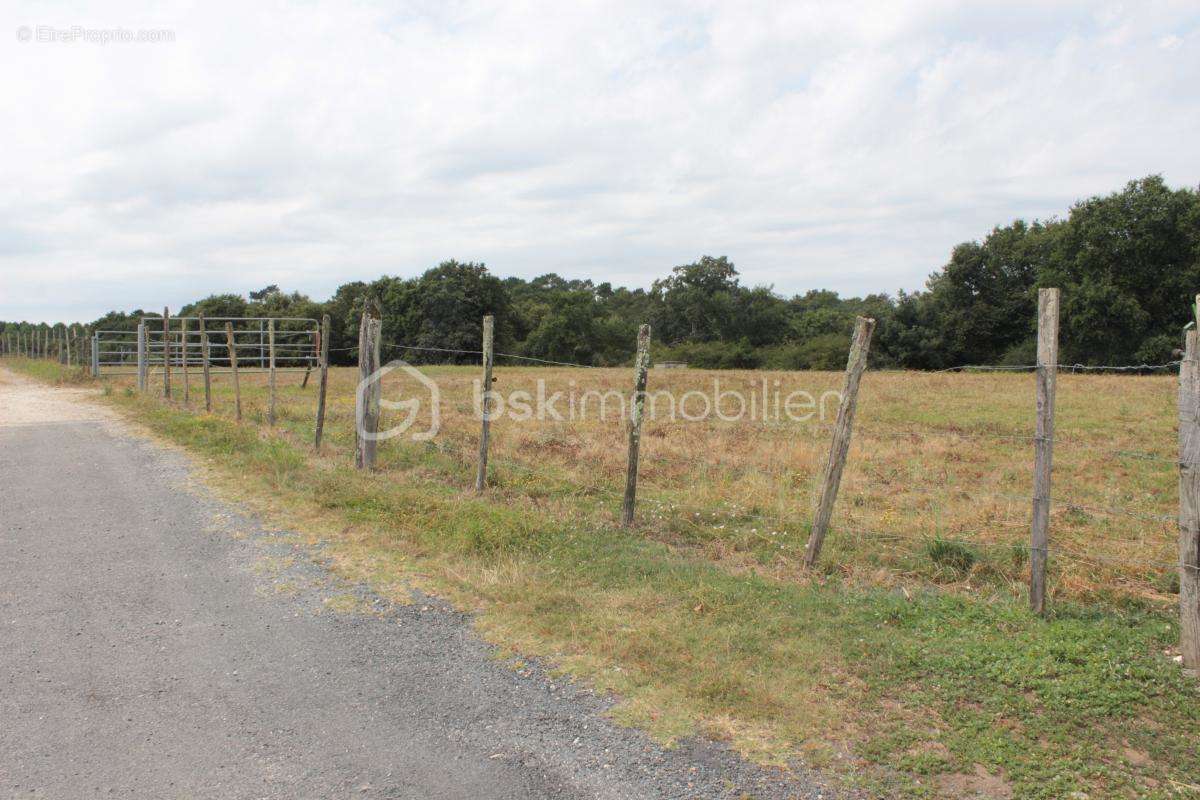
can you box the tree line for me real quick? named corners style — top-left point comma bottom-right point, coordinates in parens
top-left (3, 175), bottom-right (1197, 370)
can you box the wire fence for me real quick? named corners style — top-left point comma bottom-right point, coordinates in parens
top-left (2, 307), bottom-right (1194, 645)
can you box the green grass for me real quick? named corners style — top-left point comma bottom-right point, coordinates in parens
top-left (7, 357), bottom-right (1198, 799)
top-left (9, 357), bottom-right (92, 384)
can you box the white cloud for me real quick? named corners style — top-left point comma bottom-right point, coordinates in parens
top-left (0, 0), bottom-right (1197, 322)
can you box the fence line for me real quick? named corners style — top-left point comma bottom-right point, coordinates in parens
top-left (3, 294), bottom-right (1196, 668)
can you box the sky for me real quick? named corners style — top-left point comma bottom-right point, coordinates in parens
top-left (1, 1), bottom-right (1197, 324)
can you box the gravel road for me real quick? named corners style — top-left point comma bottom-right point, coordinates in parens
top-left (0, 368), bottom-right (845, 799)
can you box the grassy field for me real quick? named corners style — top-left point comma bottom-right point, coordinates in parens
top-left (9, 356), bottom-right (1198, 798)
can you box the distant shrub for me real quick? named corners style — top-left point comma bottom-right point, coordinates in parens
top-left (999, 338), bottom-right (1037, 367)
top-left (654, 340), bottom-right (760, 369)
top-left (757, 334), bottom-right (850, 371)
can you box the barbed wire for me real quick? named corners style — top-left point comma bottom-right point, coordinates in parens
top-left (932, 361), bottom-right (1181, 373)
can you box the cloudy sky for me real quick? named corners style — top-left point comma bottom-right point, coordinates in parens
top-left (1, 1), bottom-right (1197, 323)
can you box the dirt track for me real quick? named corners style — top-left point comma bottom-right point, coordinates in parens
top-left (0, 367), bottom-right (838, 800)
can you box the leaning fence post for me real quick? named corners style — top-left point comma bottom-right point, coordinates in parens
top-left (198, 314), bottom-right (212, 411)
top-left (1179, 296), bottom-right (1200, 671)
top-left (314, 314), bottom-right (331, 452)
top-left (355, 298), bottom-right (383, 470)
top-left (804, 316), bottom-right (876, 567)
top-left (474, 315), bottom-right (496, 492)
top-left (621, 324), bottom-right (652, 526)
top-left (267, 318), bottom-right (277, 426)
top-left (1030, 287), bottom-right (1060, 616)
top-left (162, 307), bottom-right (171, 399)
top-left (225, 322), bottom-right (242, 422)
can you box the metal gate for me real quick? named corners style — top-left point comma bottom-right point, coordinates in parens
top-left (91, 316), bottom-right (320, 380)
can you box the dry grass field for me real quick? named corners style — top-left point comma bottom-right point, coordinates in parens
top-left (11, 356), bottom-right (1195, 799)
top-left (111, 360), bottom-right (1180, 605)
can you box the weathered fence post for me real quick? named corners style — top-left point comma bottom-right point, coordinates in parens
top-left (314, 314), bottom-right (331, 452)
top-left (90, 333), bottom-right (99, 377)
top-left (64, 327), bottom-right (71, 366)
top-left (181, 317), bottom-right (191, 405)
top-left (355, 298), bottom-right (383, 470)
top-left (162, 307), bottom-right (171, 399)
top-left (1179, 296), bottom-right (1200, 671)
top-left (1030, 287), bottom-right (1060, 616)
top-left (267, 318), bottom-right (277, 426)
top-left (621, 324), bottom-right (652, 526)
top-left (803, 316), bottom-right (876, 567)
top-left (226, 322), bottom-right (242, 422)
top-left (136, 323), bottom-right (147, 391)
top-left (474, 315), bottom-right (496, 492)
top-left (199, 313), bottom-right (212, 412)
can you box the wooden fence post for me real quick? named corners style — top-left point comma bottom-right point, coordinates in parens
top-left (181, 317), bottom-right (191, 405)
top-left (226, 322), bottom-right (242, 421)
top-left (1179, 296), bottom-right (1200, 671)
top-left (804, 316), bottom-right (876, 567)
top-left (90, 333), bottom-right (99, 377)
top-left (1030, 287), bottom-right (1060, 616)
top-left (162, 307), bottom-right (171, 400)
top-left (267, 318), bottom-right (277, 425)
top-left (621, 324), bottom-right (652, 526)
top-left (64, 327), bottom-right (71, 366)
top-left (355, 298), bottom-right (383, 470)
top-left (314, 314), bottom-right (331, 452)
top-left (474, 315), bottom-right (496, 492)
top-left (199, 313), bottom-right (212, 412)
top-left (136, 323), bottom-right (147, 391)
